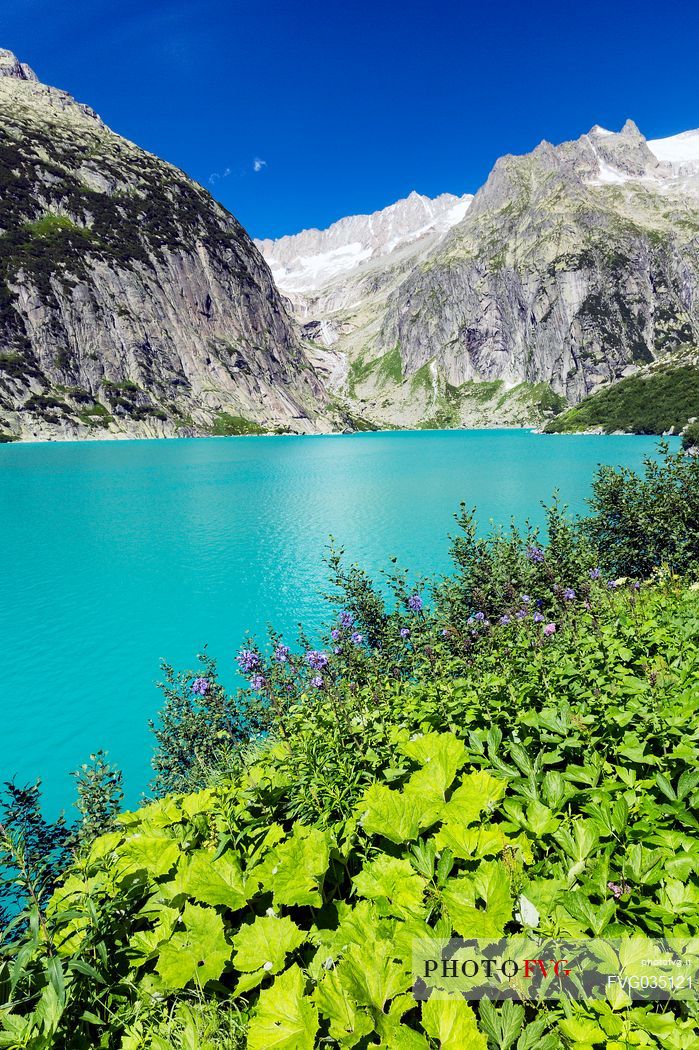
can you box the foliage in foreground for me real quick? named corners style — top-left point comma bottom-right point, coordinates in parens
top-left (1, 446), bottom-right (699, 1048)
top-left (2, 578), bottom-right (699, 1048)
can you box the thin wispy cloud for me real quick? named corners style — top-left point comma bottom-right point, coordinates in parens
top-left (209, 158), bottom-right (267, 184)
top-left (208, 166), bottom-right (232, 184)
top-left (206, 166), bottom-right (230, 185)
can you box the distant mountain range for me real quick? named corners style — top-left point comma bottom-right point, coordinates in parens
top-left (258, 121), bottom-right (699, 432)
top-left (1, 43), bottom-right (698, 441)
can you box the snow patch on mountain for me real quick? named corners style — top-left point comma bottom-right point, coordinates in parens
top-left (648, 129), bottom-right (699, 174)
top-left (256, 190), bottom-right (473, 295)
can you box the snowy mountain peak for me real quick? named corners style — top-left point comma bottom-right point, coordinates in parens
top-left (256, 190), bottom-right (473, 296)
top-left (647, 129), bottom-right (699, 175)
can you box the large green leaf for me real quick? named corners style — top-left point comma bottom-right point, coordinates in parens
top-left (257, 824), bottom-right (331, 907)
top-left (337, 938), bottom-right (412, 1011)
top-left (359, 783), bottom-right (422, 844)
top-left (128, 907), bottom-right (179, 964)
top-left (174, 849), bottom-right (248, 910)
top-left (313, 969), bottom-right (374, 1046)
top-left (155, 903), bottom-right (230, 989)
top-left (421, 997), bottom-right (487, 1050)
top-left (247, 964), bottom-right (318, 1050)
top-left (232, 914), bottom-right (305, 974)
top-left (524, 801), bottom-right (560, 836)
top-left (442, 861), bottom-right (512, 938)
top-left (118, 834), bottom-right (181, 879)
top-left (441, 771), bottom-right (506, 827)
top-left (352, 855), bottom-right (426, 918)
top-left (376, 993), bottom-right (430, 1048)
top-left (401, 732), bottom-right (467, 803)
top-left (435, 823), bottom-right (508, 861)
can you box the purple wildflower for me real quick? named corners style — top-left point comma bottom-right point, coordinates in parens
top-left (306, 650), bottom-right (329, 671)
top-left (533, 612), bottom-right (545, 623)
top-left (473, 611), bottom-right (485, 621)
top-left (527, 546), bottom-right (545, 564)
top-left (250, 674), bottom-right (266, 691)
top-left (608, 881), bottom-right (631, 900)
top-left (633, 581), bottom-right (641, 591)
top-left (607, 580), bottom-right (618, 590)
top-left (543, 623), bottom-right (557, 636)
top-left (515, 609), bottom-right (527, 619)
top-left (408, 593), bottom-right (423, 612)
top-left (590, 567), bottom-right (601, 580)
top-left (310, 675), bottom-right (324, 689)
top-left (351, 631), bottom-right (363, 645)
top-left (441, 628), bottom-right (449, 636)
top-left (330, 628), bottom-right (340, 641)
top-left (236, 648), bottom-right (260, 673)
top-left (500, 615), bottom-right (511, 625)
top-left (191, 677), bottom-right (209, 696)
top-left (563, 587), bottom-right (576, 601)
top-left (334, 647), bottom-right (341, 655)
top-left (339, 611), bottom-right (354, 628)
top-left (521, 594), bottom-right (531, 604)
top-left (400, 627), bottom-right (411, 639)
top-left (273, 644), bottom-right (290, 663)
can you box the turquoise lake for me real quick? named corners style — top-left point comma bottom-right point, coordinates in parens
top-left (0, 429), bottom-right (677, 814)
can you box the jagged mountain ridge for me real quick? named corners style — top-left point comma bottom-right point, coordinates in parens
top-left (256, 191), bottom-right (474, 398)
top-left (259, 120), bottom-right (699, 431)
top-left (0, 49), bottom-right (333, 441)
top-left (255, 191), bottom-right (472, 299)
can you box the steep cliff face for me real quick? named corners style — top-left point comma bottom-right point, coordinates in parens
top-left (381, 122), bottom-right (699, 407)
top-left (0, 50), bottom-right (331, 441)
top-left (260, 121), bottom-right (699, 431)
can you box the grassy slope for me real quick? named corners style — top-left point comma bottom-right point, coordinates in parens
top-left (545, 362), bottom-right (699, 435)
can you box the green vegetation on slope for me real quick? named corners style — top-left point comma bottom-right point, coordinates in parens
top-left (683, 422), bottom-right (699, 452)
top-left (210, 413), bottom-right (269, 436)
top-left (2, 448), bottom-right (699, 1048)
top-left (545, 363), bottom-right (699, 435)
top-left (348, 345), bottom-right (403, 398)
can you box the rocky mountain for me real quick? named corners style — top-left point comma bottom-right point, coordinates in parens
top-left (256, 190), bottom-right (472, 303)
top-left (0, 49), bottom-right (333, 442)
top-left (543, 349), bottom-right (699, 435)
top-left (259, 121), bottom-right (699, 431)
top-left (255, 192), bottom-right (473, 395)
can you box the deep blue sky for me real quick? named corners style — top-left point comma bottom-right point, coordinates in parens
top-left (3, 0), bottom-right (699, 239)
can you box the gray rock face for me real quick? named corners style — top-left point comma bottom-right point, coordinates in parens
top-left (381, 122), bottom-right (699, 407)
top-left (260, 121), bottom-right (699, 429)
top-left (0, 48), bottom-right (38, 81)
top-left (0, 51), bottom-right (331, 441)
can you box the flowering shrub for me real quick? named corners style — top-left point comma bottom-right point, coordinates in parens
top-left (2, 578), bottom-right (699, 1048)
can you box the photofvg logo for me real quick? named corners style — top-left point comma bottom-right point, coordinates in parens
top-left (412, 938), bottom-right (699, 1002)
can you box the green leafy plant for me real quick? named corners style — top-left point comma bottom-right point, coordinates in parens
top-left (2, 447), bottom-right (699, 1047)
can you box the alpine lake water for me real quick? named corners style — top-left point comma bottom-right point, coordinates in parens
top-left (0, 428), bottom-right (679, 815)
